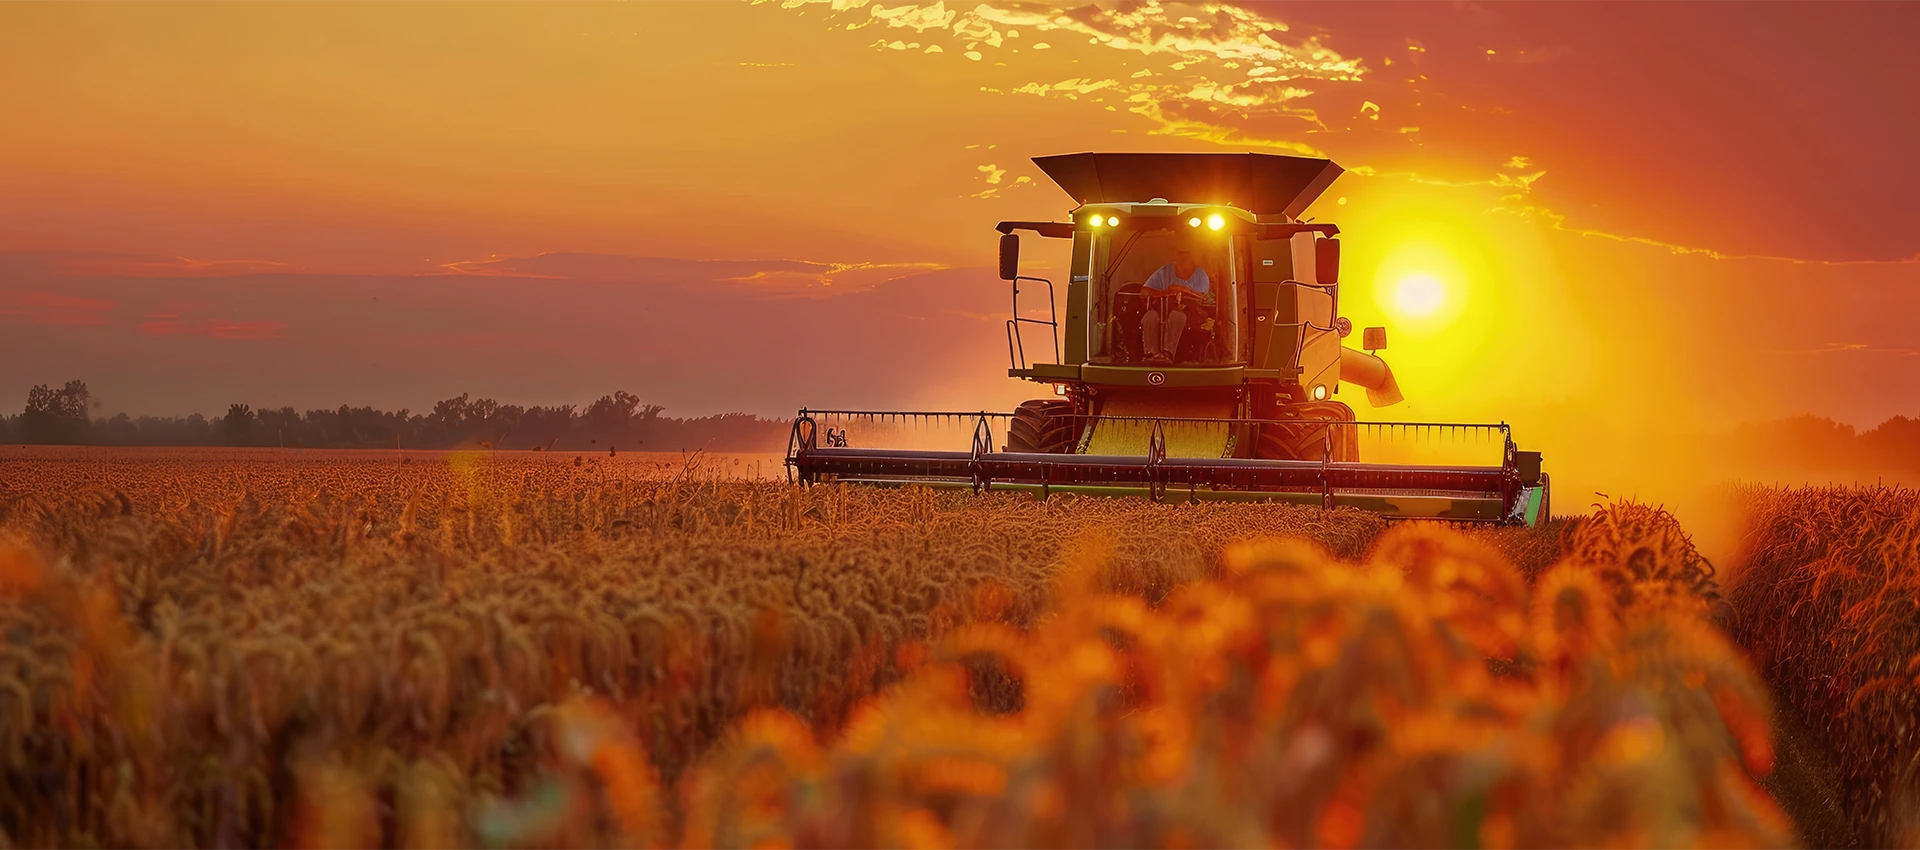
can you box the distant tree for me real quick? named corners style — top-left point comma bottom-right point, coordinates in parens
top-left (99, 413), bottom-right (137, 445)
top-left (184, 413), bottom-right (211, 444)
top-left (470, 397), bottom-right (498, 423)
top-left (581, 391), bottom-right (650, 447)
top-left (489, 402), bottom-right (525, 445)
top-left (425, 393), bottom-right (522, 447)
top-left (1860, 416), bottom-right (1920, 471)
top-left (426, 394), bottom-right (468, 442)
top-left (221, 403), bottom-right (257, 446)
top-left (55, 380), bottom-right (89, 419)
top-left (20, 380), bottom-right (90, 443)
top-left (514, 404), bottom-right (576, 449)
top-left (2, 384), bottom-right (803, 451)
top-left (256, 406), bottom-right (302, 447)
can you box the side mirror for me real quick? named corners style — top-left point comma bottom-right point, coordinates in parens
top-left (998, 233), bottom-right (1020, 281)
top-left (1315, 237), bottom-right (1340, 285)
top-left (1362, 326), bottom-right (1387, 351)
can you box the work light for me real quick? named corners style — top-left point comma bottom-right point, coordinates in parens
top-left (1207, 213), bottom-right (1225, 231)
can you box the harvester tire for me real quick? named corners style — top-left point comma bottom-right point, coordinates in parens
top-left (1006, 399), bottom-right (1077, 454)
top-left (1257, 401), bottom-right (1358, 462)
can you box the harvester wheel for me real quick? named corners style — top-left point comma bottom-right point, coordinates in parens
top-left (1257, 401), bottom-right (1358, 462)
top-left (1006, 399), bottom-right (1077, 454)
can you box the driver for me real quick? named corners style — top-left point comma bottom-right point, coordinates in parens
top-left (1140, 250), bottom-right (1210, 363)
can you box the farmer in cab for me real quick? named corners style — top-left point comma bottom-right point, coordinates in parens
top-left (1140, 249), bottom-right (1210, 364)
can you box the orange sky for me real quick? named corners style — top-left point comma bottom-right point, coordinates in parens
top-left (3, 1), bottom-right (1918, 480)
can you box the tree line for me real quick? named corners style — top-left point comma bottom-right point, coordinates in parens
top-left (8, 379), bottom-right (1920, 470)
top-left (1723, 413), bottom-right (1920, 476)
top-left (1, 381), bottom-right (790, 452)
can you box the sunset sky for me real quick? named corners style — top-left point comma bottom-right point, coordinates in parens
top-left (4, 0), bottom-right (1917, 459)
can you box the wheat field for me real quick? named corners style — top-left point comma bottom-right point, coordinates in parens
top-left (1726, 484), bottom-right (1920, 847)
top-left (0, 447), bottom-right (1805, 847)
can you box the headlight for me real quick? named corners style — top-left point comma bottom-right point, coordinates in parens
top-left (1107, 215), bottom-right (1120, 227)
top-left (1312, 384), bottom-right (1328, 400)
top-left (1207, 213), bottom-right (1226, 231)
top-left (1187, 216), bottom-right (1202, 228)
top-left (1088, 214), bottom-right (1105, 227)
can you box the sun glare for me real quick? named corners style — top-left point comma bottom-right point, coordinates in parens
top-left (1370, 235), bottom-right (1471, 332)
top-left (1393, 273), bottom-right (1445, 318)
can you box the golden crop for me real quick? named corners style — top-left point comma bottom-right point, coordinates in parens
top-left (675, 519), bottom-right (1787, 849)
top-left (1726, 484), bottom-right (1920, 847)
top-left (0, 449), bottom-right (1789, 847)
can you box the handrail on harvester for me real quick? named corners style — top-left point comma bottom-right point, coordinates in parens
top-left (1006, 275), bottom-right (1059, 370)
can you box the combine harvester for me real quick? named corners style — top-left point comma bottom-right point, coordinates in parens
top-left (788, 152), bottom-right (1550, 526)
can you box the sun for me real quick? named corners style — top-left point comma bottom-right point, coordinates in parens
top-left (1392, 272), bottom-right (1446, 318)
top-left (1371, 236), bottom-right (1471, 330)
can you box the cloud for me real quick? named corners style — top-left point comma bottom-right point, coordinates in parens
top-left (433, 252), bottom-right (949, 296)
top-left (968, 163), bottom-right (1039, 199)
top-left (0, 291), bottom-right (115, 326)
top-left (1460, 160), bottom-right (1920, 266)
top-left (1499, 198), bottom-right (1920, 266)
top-left (762, 0), bottom-right (1363, 155)
top-left (761, 3), bottom-right (1919, 267)
top-left (1763, 342), bottom-right (1920, 356)
top-left (782, 0), bottom-right (1347, 68)
top-left (138, 314), bottom-right (286, 340)
top-left (37, 253), bottom-right (299, 278)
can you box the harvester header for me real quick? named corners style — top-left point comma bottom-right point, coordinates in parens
top-left (788, 151), bottom-right (1551, 526)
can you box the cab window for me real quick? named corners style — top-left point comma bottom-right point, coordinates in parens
top-left (1089, 228), bottom-right (1240, 365)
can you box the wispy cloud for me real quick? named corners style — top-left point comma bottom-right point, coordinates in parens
top-left (433, 252), bottom-right (950, 296)
top-left (714, 259), bottom-right (952, 293)
top-left (45, 254), bottom-right (299, 278)
top-left (1760, 342), bottom-right (1920, 356)
top-left (1470, 159), bottom-right (1920, 266)
top-left (1507, 202), bottom-right (1920, 266)
top-left (138, 314), bottom-right (286, 340)
top-left (966, 161), bottom-right (1040, 199)
top-left (763, 3), bottom-right (1919, 268)
top-left (766, 0), bottom-right (1362, 155)
top-left (0, 291), bottom-right (115, 326)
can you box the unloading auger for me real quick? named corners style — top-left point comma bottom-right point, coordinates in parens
top-left (787, 152), bottom-right (1551, 526)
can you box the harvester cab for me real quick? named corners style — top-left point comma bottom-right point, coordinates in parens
top-left (789, 152), bottom-right (1551, 526)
